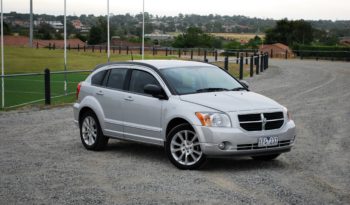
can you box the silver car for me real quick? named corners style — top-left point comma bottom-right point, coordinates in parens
top-left (73, 60), bottom-right (296, 169)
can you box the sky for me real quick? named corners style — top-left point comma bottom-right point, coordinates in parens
top-left (2, 0), bottom-right (350, 20)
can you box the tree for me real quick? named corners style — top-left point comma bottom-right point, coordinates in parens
top-left (88, 16), bottom-right (114, 45)
top-left (37, 23), bottom-right (55, 40)
top-left (265, 19), bottom-right (314, 46)
top-left (172, 27), bottom-right (222, 48)
top-left (0, 22), bottom-right (11, 35)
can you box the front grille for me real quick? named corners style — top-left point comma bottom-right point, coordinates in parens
top-left (238, 112), bottom-right (284, 131)
top-left (237, 140), bottom-right (291, 151)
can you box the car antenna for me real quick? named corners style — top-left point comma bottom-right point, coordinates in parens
top-left (130, 50), bottom-right (134, 61)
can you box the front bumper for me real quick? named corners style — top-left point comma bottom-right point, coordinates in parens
top-left (194, 120), bottom-right (296, 156)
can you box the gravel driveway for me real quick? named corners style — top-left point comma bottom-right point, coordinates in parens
top-left (1, 59), bottom-right (349, 205)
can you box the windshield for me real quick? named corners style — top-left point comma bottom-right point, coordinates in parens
top-left (160, 66), bottom-right (245, 95)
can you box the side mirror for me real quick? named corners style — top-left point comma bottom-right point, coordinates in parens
top-left (144, 84), bottom-right (168, 99)
top-left (240, 80), bottom-right (250, 89)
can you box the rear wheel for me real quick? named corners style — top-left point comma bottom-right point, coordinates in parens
top-left (80, 111), bottom-right (108, 151)
top-left (166, 124), bottom-right (206, 170)
top-left (252, 154), bottom-right (280, 161)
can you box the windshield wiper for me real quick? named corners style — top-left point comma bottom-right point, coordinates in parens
top-left (231, 87), bottom-right (246, 91)
top-left (196, 88), bottom-right (230, 93)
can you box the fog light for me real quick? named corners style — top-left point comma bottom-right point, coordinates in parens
top-left (218, 142), bottom-right (225, 150)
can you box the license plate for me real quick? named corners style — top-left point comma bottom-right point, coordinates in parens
top-left (258, 137), bottom-right (279, 147)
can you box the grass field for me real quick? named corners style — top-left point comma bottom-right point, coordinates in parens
top-left (0, 46), bottom-right (249, 109)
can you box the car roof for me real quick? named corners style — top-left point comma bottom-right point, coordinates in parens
top-left (94, 60), bottom-right (216, 70)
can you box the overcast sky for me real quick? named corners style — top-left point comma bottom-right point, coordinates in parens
top-left (2, 0), bottom-right (350, 20)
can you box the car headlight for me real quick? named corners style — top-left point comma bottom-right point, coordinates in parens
top-left (195, 112), bottom-right (231, 127)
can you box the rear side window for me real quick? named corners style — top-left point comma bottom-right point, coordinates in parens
top-left (129, 70), bottom-right (159, 94)
top-left (106, 68), bottom-right (128, 90)
top-left (91, 70), bottom-right (107, 86)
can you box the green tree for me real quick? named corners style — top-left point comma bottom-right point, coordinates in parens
top-left (172, 27), bottom-right (221, 48)
top-left (265, 19), bottom-right (313, 46)
top-left (0, 22), bottom-right (11, 35)
top-left (37, 23), bottom-right (55, 40)
top-left (88, 16), bottom-right (114, 45)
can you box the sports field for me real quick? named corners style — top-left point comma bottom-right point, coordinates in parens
top-left (0, 47), bottom-right (247, 109)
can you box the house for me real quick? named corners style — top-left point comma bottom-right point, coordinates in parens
top-left (260, 43), bottom-right (294, 58)
top-left (339, 37), bottom-right (350, 46)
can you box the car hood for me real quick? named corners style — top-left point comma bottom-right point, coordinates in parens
top-left (179, 91), bottom-right (283, 112)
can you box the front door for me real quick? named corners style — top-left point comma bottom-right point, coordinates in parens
top-left (122, 69), bottom-right (163, 145)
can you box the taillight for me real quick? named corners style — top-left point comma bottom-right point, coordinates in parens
top-left (76, 82), bottom-right (82, 100)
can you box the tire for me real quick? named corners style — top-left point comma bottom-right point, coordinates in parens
top-left (79, 110), bottom-right (108, 151)
top-left (251, 154), bottom-right (280, 161)
top-left (165, 124), bottom-right (206, 170)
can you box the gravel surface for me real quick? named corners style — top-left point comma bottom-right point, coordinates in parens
top-left (0, 59), bottom-right (349, 205)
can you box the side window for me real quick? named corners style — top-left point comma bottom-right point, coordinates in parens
top-left (91, 70), bottom-right (107, 86)
top-left (106, 68), bottom-right (128, 90)
top-left (129, 70), bottom-right (160, 95)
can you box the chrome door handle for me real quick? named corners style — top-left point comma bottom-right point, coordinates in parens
top-left (124, 96), bottom-right (134, 101)
top-left (96, 91), bottom-right (104, 96)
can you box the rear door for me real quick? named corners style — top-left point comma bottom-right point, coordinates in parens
top-left (122, 68), bottom-right (164, 145)
top-left (95, 67), bottom-right (128, 138)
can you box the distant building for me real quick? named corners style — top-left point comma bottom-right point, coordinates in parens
top-left (339, 37), bottom-right (350, 46)
top-left (260, 43), bottom-right (294, 58)
top-left (145, 33), bottom-right (172, 41)
top-left (34, 20), bottom-right (63, 30)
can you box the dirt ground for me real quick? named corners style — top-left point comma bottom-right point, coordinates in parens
top-left (0, 59), bottom-right (349, 204)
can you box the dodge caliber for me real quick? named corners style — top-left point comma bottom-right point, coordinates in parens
top-left (73, 60), bottom-right (296, 169)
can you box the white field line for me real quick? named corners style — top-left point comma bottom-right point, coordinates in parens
top-left (4, 78), bottom-right (82, 83)
top-left (5, 92), bottom-right (75, 109)
top-left (5, 90), bottom-right (63, 95)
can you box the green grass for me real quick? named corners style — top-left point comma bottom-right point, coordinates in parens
top-left (1, 46), bottom-right (178, 74)
top-left (0, 47), bottom-right (247, 109)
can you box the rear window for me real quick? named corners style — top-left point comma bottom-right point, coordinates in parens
top-left (91, 70), bottom-right (108, 86)
top-left (106, 68), bottom-right (128, 90)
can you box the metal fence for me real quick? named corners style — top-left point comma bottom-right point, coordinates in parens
top-left (0, 52), bottom-right (270, 110)
top-left (0, 70), bottom-right (91, 109)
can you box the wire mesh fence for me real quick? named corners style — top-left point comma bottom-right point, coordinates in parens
top-left (0, 70), bottom-right (91, 109)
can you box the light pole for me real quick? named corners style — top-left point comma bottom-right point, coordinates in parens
top-left (63, 0), bottom-right (67, 95)
top-left (142, 0), bottom-right (145, 60)
top-left (29, 0), bottom-right (33, 47)
top-left (1, 0), bottom-right (4, 108)
top-left (107, 0), bottom-right (110, 62)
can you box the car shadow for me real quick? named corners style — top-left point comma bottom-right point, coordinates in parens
top-left (103, 139), bottom-right (288, 171)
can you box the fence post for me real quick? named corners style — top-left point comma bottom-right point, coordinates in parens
top-left (153, 47), bottom-right (155, 56)
top-left (113, 46), bottom-right (115, 54)
top-left (77, 44), bottom-right (80, 52)
top-left (36, 42), bottom-right (39, 49)
top-left (48, 43), bottom-right (51, 50)
top-left (44, 68), bottom-right (51, 105)
top-left (239, 54), bottom-right (244, 80)
top-left (236, 52), bottom-right (239, 64)
top-left (250, 56), bottom-right (254, 77)
top-left (224, 56), bottom-right (228, 71)
top-left (126, 46), bottom-right (129, 55)
top-left (53, 43), bottom-right (55, 50)
top-left (204, 50), bottom-right (207, 62)
top-left (245, 52), bottom-right (248, 64)
top-left (300, 51), bottom-right (303, 60)
top-left (256, 55), bottom-right (260, 75)
top-left (191, 50), bottom-right (193, 60)
top-left (215, 50), bottom-right (218, 62)
top-left (99, 45), bottom-right (102, 53)
top-left (83, 45), bottom-right (86, 52)
top-left (285, 50), bottom-right (288, 59)
top-left (165, 48), bottom-right (168, 56)
top-left (178, 49), bottom-right (181, 58)
top-left (198, 48), bottom-right (200, 56)
top-left (260, 52), bottom-right (264, 72)
top-left (266, 54), bottom-right (269, 69)
top-left (271, 49), bottom-right (273, 58)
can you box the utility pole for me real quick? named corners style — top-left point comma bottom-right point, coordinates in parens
top-left (142, 0), bottom-right (145, 60)
top-left (29, 0), bottom-right (33, 47)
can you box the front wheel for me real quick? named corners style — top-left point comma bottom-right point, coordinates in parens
top-left (251, 154), bottom-right (280, 161)
top-left (166, 124), bottom-right (206, 170)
